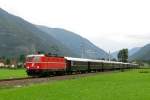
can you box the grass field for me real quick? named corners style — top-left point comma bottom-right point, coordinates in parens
top-left (0, 68), bottom-right (27, 79)
top-left (0, 69), bottom-right (150, 100)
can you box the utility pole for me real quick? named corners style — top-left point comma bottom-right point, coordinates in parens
top-left (108, 50), bottom-right (111, 61)
top-left (80, 43), bottom-right (84, 58)
top-left (31, 44), bottom-right (36, 54)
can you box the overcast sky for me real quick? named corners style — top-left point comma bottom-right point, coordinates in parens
top-left (0, 0), bottom-right (150, 52)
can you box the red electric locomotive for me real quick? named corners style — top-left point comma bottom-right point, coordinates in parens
top-left (25, 54), bottom-right (67, 76)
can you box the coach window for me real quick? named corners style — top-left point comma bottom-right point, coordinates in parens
top-left (71, 61), bottom-right (74, 66)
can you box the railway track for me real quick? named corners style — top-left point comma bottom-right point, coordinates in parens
top-left (0, 77), bottom-right (35, 82)
top-left (0, 70), bottom-right (122, 87)
top-left (0, 76), bottom-right (51, 87)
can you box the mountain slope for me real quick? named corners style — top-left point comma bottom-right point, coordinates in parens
top-left (0, 8), bottom-right (75, 57)
top-left (129, 47), bottom-right (141, 56)
top-left (37, 25), bottom-right (108, 59)
top-left (130, 44), bottom-right (150, 61)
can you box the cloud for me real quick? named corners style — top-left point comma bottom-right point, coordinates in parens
top-left (126, 33), bottom-right (150, 41)
top-left (0, 0), bottom-right (150, 52)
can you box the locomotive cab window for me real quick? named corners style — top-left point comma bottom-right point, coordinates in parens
top-left (26, 57), bottom-right (33, 62)
top-left (33, 56), bottom-right (40, 62)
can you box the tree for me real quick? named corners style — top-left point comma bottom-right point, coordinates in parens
top-left (118, 49), bottom-right (128, 62)
top-left (5, 58), bottom-right (10, 65)
top-left (101, 58), bottom-right (105, 60)
top-left (19, 54), bottom-right (25, 63)
top-left (111, 58), bottom-right (117, 61)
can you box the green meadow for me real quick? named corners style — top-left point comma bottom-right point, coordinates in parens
top-left (0, 69), bottom-right (150, 100)
top-left (0, 69), bottom-right (27, 79)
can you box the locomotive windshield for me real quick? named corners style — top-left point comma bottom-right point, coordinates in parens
top-left (26, 57), bottom-right (33, 62)
top-left (33, 56), bottom-right (40, 62)
top-left (26, 56), bottom-right (40, 62)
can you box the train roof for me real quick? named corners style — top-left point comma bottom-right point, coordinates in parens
top-left (65, 57), bottom-right (92, 62)
top-left (64, 57), bottom-right (138, 65)
top-left (65, 57), bottom-right (123, 64)
top-left (26, 54), bottom-right (45, 57)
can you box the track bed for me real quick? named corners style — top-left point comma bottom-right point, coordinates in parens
top-left (0, 70), bottom-right (120, 87)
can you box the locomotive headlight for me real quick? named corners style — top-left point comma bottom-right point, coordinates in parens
top-left (37, 66), bottom-right (39, 69)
